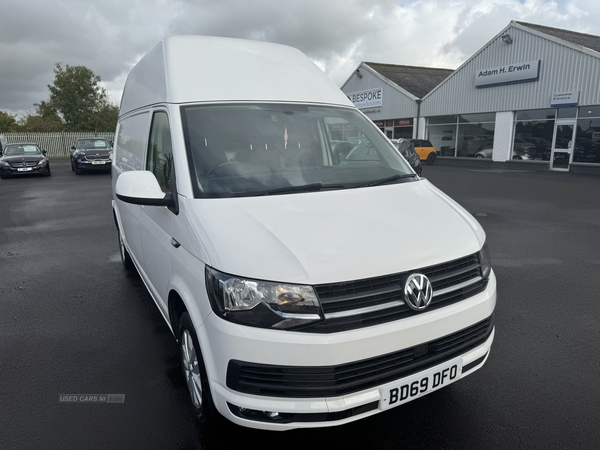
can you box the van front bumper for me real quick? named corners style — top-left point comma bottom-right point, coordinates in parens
top-left (197, 272), bottom-right (496, 431)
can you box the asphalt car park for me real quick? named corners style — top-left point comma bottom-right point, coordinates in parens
top-left (1, 159), bottom-right (599, 449)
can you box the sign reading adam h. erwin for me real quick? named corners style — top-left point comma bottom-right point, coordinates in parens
top-left (475, 60), bottom-right (541, 88)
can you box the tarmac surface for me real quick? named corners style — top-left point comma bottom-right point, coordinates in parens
top-left (1, 159), bottom-right (599, 449)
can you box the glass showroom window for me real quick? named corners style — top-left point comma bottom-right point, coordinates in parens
top-left (456, 113), bottom-right (495, 158)
top-left (426, 113), bottom-right (495, 158)
top-left (427, 115), bottom-right (457, 157)
top-left (513, 109), bottom-right (556, 161)
top-left (575, 106), bottom-right (600, 164)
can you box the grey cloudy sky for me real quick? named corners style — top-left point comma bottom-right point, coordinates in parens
top-left (1, 0), bottom-right (599, 116)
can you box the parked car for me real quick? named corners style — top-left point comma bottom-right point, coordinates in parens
top-left (522, 137), bottom-right (551, 160)
top-left (410, 139), bottom-right (437, 164)
top-left (0, 142), bottom-right (51, 179)
top-left (465, 137), bottom-right (494, 157)
top-left (391, 138), bottom-right (422, 175)
top-left (70, 138), bottom-right (113, 174)
top-left (572, 138), bottom-right (600, 162)
top-left (475, 148), bottom-right (493, 158)
top-left (113, 36), bottom-right (495, 431)
top-left (511, 138), bottom-right (537, 160)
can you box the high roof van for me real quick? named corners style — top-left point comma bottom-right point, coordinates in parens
top-left (112, 36), bottom-right (496, 431)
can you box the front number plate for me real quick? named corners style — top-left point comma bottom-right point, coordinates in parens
top-left (379, 358), bottom-right (463, 410)
top-left (91, 161), bottom-right (106, 165)
top-left (17, 168), bottom-right (32, 172)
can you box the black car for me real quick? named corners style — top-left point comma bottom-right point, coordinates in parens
top-left (0, 142), bottom-right (51, 179)
top-left (391, 138), bottom-right (422, 176)
top-left (70, 138), bottom-right (113, 174)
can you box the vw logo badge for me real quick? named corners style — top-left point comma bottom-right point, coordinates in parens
top-left (404, 274), bottom-right (433, 311)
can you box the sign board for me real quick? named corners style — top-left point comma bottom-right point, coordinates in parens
top-left (394, 118), bottom-right (413, 127)
top-left (475, 60), bottom-right (540, 88)
top-left (551, 91), bottom-right (579, 107)
top-left (346, 88), bottom-right (383, 109)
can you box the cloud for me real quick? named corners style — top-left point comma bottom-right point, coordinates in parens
top-left (1, 0), bottom-right (599, 116)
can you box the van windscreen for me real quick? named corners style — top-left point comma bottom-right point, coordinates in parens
top-left (181, 104), bottom-right (416, 198)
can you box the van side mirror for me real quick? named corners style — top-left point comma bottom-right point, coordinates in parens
top-left (115, 171), bottom-right (174, 207)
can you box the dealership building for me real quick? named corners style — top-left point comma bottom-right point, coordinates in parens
top-left (341, 21), bottom-right (600, 173)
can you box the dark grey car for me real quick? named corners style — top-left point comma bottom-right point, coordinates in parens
top-left (391, 138), bottom-right (422, 176)
top-left (0, 142), bottom-right (51, 178)
top-left (70, 138), bottom-right (112, 174)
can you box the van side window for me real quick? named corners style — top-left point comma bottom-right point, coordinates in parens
top-left (115, 112), bottom-right (149, 172)
top-left (147, 111), bottom-right (173, 193)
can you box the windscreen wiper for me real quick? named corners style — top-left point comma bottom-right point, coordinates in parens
top-left (246, 182), bottom-right (348, 196)
top-left (354, 173), bottom-right (416, 188)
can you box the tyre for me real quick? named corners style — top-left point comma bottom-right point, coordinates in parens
top-left (178, 312), bottom-right (223, 427)
top-left (46, 167), bottom-right (51, 176)
top-left (118, 231), bottom-right (134, 270)
top-left (71, 160), bottom-right (75, 171)
top-left (426, 152), bottom-right (436, 165)
top-left (0, 172), bottom-right (6, 179)
top-left (476, 154), bottom-right (484, 159)
top-left (513, 155), bottom-right (522, 160)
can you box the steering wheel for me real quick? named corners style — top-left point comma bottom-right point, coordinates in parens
top-left (206, 160), bottom-right (241, 177)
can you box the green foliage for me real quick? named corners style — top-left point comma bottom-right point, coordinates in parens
top-left (0, 111), bottom-right (19, 132)
top-left (18, 114), bottom-right (64, 132)
top-left (95, 102), bottom-right (119, 132)
top-left (46, 63), bottom-right (113, 131)
top-left (8, 63), bottom-right (118, 133)
top-left (14, 63), bottom-right (118, 132)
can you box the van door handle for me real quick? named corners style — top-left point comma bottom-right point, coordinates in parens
top-left (170, 238), bottom-right (181, 248)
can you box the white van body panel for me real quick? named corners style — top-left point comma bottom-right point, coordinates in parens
top-left (120, 36), bottom-right (353, 117)
top-left (197, 272), bottom-right (495, 431)
top-left (113, 35), bottom-right (496, 431)
top-left (185, 179), bottom-right (484, 285)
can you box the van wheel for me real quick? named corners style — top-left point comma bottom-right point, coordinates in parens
top-left (178, 312), bottom-right (223, 427)
top-left (118, 231), bottom-right (134, 270)
top-left (426, 153), bottom-right (436, 165)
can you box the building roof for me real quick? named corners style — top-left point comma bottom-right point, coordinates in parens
top-left (363, 63), bottom-right (454, 99)
top-left (517, 22), bottom-right (600, 54)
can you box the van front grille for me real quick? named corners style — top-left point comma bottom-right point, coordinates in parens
top-left (301, 252), bottom-right (487, 333)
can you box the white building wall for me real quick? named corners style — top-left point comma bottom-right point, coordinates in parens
top-left (342, 65), bottom-right (418, 120)
top-left (417, 117), bottom-right (427, 139)
top-left (422, 24), bottom-right (600, 116)
top-left (493, 112), bottom-right (514, 161)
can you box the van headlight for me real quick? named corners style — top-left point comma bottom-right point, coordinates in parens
top-left (205, 267), bottom-right (323, 330)
top-left (479, 242), bottom-right (492, 280)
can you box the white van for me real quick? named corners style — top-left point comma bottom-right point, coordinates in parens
top-left (112, 36), bottom-right (496, 431)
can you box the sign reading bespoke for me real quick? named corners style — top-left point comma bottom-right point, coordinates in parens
top-left (551, 91), bottom-right (579, 107)
top-left (475, 60), bottom-right (541, 88)
top-left (347, 88), bottom-right (383, 109)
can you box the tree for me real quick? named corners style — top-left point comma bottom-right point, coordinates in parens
top-left (0, 111), bottom-right (19, 132)
top-left (44, 63), bottom-right (117, 131)
top-left (18, 100), bottom-right (64, 132)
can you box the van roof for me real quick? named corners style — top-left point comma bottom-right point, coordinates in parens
top-left (119, 36), bottom-right (353, 116)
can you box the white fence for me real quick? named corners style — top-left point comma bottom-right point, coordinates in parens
top-left (1, 132), bottom-right (115, 158)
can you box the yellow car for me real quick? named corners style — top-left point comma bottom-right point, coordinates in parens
top-left (410, 139), bottom-right (438, 164)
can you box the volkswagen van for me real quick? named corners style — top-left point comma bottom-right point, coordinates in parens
top-left (112, 36), bottom-right (496, 431)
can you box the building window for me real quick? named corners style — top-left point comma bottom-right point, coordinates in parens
top-left (575, 107), bottom-right (600, 164)
top-left (426, 114), bottom-right (495, 158)
top-left (513, 109), bottom-right (555, 161)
